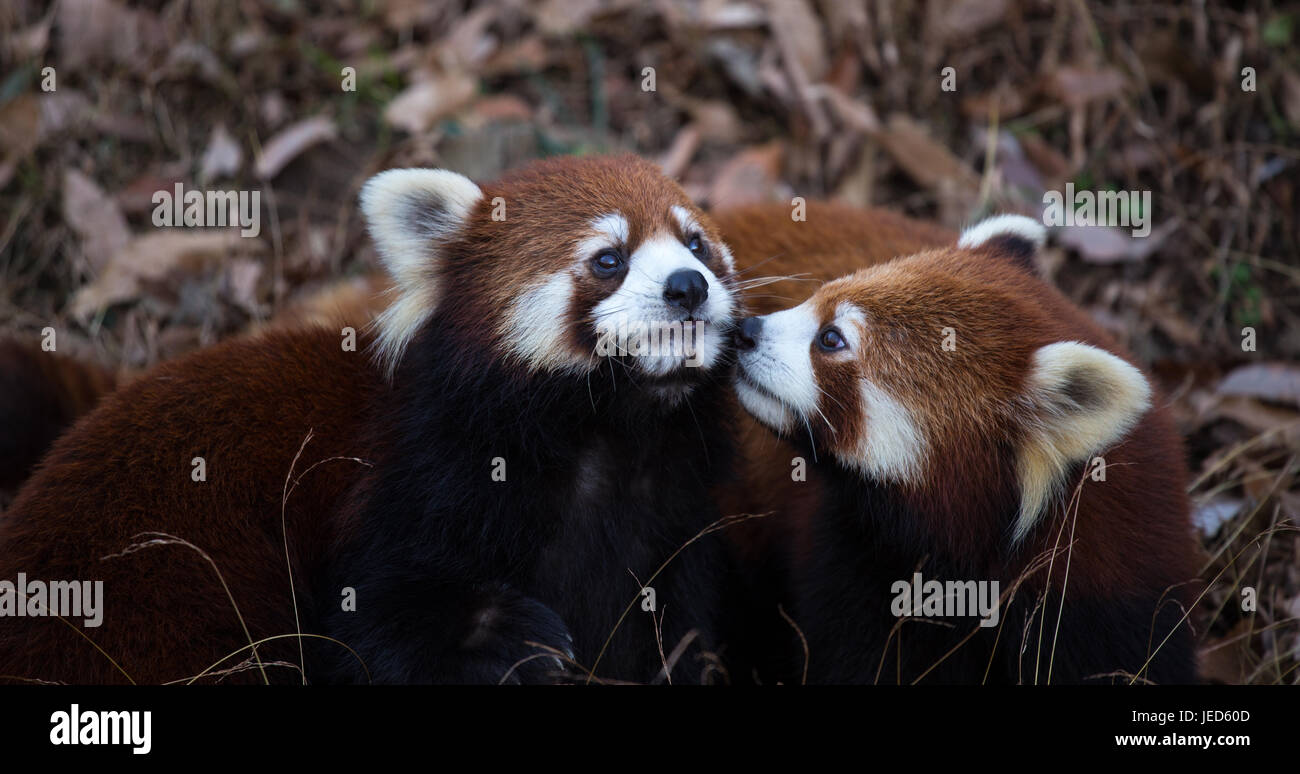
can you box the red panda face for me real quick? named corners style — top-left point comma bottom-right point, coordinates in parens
top-left (360, 155), bottom-right (738, 398)
top-left (734, 215), bottom-right (1153, 541)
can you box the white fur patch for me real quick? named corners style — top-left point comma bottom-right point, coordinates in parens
top-left (958, 214), bottom-right (1047, 251)
top-left (669, 205), bottom-right (694, 235)
top-left (1013, 341), bottom-right (1153, 541)
top-left (847, 381), bottom-right (926, 482)
top-left (503, 271), bottom-right (582, 373)
top-left (360, 168), bottom-right (483, 376)
top-left (833, 302), bottom-right (867, 349)
top-left (589, 212), bottom-right (629, 246)
top-left (733, 300), bottom-right (820, 432)
top-left (672, 204), bottom-right (735, 273)
top-left (734, 376), bottom-right (796, 431)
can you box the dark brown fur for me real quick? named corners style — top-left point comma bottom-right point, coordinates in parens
top-left (0, 339), bottom-right (117, 502)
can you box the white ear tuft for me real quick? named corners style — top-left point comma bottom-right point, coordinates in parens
top-left (359, 168), bottom-right (483, 377)
top-left (1014, 341), bottom-right (1152, 541)
top-left (959, 214), bottom-right (1046, 253)
top-left (360, 168), bottom-right (482, 285)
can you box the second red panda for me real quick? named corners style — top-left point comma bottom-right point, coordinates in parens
top-left (730, 214), bottom-right (1201, 684)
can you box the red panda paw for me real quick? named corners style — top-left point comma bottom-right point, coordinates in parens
top-left (464, 586), bottom-right (575, 685)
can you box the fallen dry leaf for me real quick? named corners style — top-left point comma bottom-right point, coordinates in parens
top-left (71, 230), bottom-right (263, 320)
top-left (115, 171), bottom-right (186, 214)
top-left (221, 257), bottom-right (265, 317)
top-left (1047, 66), bottom-right (1127, 109)
top-left (0, 95), bottom-right (40, 188)
top-left (532, 0), bottom-right (606, 36)
top-left (383, 72), bottom-right (477, 134)
top-left (877, 114), bottom-right (980, 193)
top-left (255, 116), bottom-right (337, 179)
top-left (933, 0), bottom-right (1009, 42)
top-left (1218, 364), bottom-right (1300, 408)
top-left (1054, 218), bottom-right (1179, 264)
top-left (62, 169), bottom-right (131, 273)
top-left (1210, 396), bottom-right (1300, 446)
top-left (57, 0), bottom-right (165, 73)
top-left (10, 18), bottom-right (51, 60)
top-left (466, 95), bottom-right (534, 124)
top-left (37, 91), bottom-right (93, 139)
top-left (200, 124), bottom-right (242, 184)
top-left (1199, 620), bottom-right (1255, 685)
top-left (819, 85), bottom-right (881, 134)
top-left (1280, 68), bottom-right (1300, 131)
top-left (764, 0), bottom-right (828, 83)
top-left (961, 83), bottom-right (1027, 120)
top-left (1193, 497), bottom-right (1244, 537)
top-left (659, 125), bottom-right (701, 180)
top-left (708, 142), bottom-right (785, 208)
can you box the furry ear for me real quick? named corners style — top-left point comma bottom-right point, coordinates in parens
top-left (359, 168), bottom-right (483, 376)
top-left (1014, 341), bottom-right (1152, 541)
top-left (958, 214), bottom-right (1046, 274)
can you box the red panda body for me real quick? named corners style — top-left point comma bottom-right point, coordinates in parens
top-left (730, 213), bottom-right (1201, 684)
top-left (0, 155), bottom-right (743, 684)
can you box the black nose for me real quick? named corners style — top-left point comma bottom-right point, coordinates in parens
top-left (735, 317), bottom-right (762, 351)
top-left (663, 269), bottom-right (709, 314)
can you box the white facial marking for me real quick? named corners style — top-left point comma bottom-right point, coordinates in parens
top-left (848, 380), bottom-right (925, 482)
top-left (958, 214), bottom-right (1047, 251)
top-left (503, 271), bottom-right (580, 373)
top-left (733, 300), bottom-right (820, 432)
top-left (669, 205), bottom-right (694, 235)
top-left (833, 302), bottom-right (867, 349)
top-left (586, 212), bottom-right (629, 251)
top-left (672, 204), bottom-right (734, 273)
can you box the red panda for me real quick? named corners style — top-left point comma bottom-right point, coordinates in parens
top-left (730, 214), bottom-right (1201, 684)
top-left (0, 154), bottom-right (741, 684)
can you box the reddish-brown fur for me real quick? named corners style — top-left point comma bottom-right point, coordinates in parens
top-left (710, 202), bottom-right (956, 315)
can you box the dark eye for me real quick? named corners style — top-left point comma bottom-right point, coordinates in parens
top-left (686, 233), bottom-right (709, 261)
top-left (591, 251), bottom-right (623, 278)
top-left (817, 327), bottom-right (847, 352)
